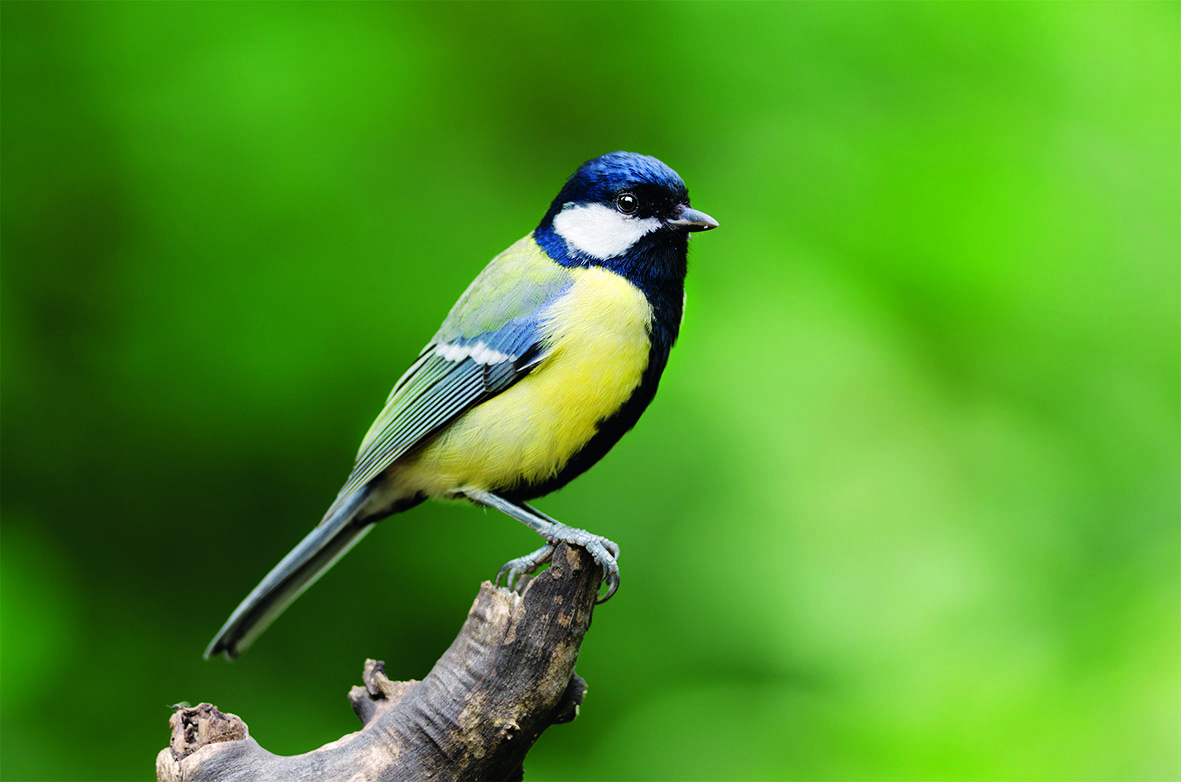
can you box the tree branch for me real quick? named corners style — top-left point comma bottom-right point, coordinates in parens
top-left (158, 543), bottom-right (602, 782)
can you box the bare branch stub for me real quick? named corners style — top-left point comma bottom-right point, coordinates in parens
top-left (158, 543), bottom-right (603, 782)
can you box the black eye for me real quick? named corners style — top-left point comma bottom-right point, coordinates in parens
top-left (615, 193), bottom-right (639, 214)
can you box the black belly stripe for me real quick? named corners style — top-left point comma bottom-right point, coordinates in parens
top-left (498, 342), bottom-right (671, 502)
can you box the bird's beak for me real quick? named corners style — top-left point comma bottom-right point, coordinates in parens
top-left (667, 204), bottom-right (719, 232)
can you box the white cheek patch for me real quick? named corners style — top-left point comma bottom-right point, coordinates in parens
top-left (552, 202), bottom-right (663, 260)
top-left (435, 340), bottom-right (512, 365)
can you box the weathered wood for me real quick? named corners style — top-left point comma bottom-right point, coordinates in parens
top-left (158, 543), bottom-right (601, 782)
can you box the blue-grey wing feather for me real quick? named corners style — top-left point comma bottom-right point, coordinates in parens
top-left (321, 247), bottom-right (573, 521)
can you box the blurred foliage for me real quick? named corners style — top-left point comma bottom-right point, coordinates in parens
top-left (2, 2), bottom-right (1177, 780)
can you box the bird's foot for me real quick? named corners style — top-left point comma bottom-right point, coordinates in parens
top-left (496, 525), bottom-right (620, 603)
top-left (497, 544), bottom-right (554, 593)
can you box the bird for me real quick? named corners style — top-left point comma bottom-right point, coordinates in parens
top-left (205, 151), bottom-right (718, 659)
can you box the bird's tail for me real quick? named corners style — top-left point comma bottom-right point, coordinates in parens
top-left (204, 488), bottom-right (374, 660)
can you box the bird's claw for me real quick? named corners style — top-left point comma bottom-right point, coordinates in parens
top-left (582, 537), bottom-right (620, 603)
top-left (495, 525), bottom-right (621, 603)
top-left (496, 544), bottom-right (555, 592)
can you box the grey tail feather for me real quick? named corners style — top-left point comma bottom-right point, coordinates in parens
top-left (204, 488), bottom-right (373, 660)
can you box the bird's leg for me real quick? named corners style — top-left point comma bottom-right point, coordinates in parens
top-left (462, 488), bottom-right (620, 602)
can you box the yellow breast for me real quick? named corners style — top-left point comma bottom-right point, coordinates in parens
top-left (396, 266), bottom-right (653, 497)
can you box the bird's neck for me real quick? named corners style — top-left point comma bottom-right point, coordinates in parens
top-left (533, 225), bottom-right (687, 354)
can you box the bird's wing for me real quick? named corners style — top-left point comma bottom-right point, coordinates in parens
top-left (321, 235), bottom-right (572, 521)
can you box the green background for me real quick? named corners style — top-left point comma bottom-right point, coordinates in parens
top-left (2, 2), bottom-right (1177, 780)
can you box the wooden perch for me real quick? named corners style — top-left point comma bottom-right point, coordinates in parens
top-left (158, 543), bottom-right (602, 782)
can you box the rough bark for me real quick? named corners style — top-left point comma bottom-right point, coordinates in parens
top-left (158, 543), bottom-right (601, 782)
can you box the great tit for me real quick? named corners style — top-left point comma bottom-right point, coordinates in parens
top-left (205, 151), bottom-right (717, 659)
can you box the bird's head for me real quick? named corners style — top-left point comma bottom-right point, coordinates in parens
top-left (535, 152), bottom-right (717, 268)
